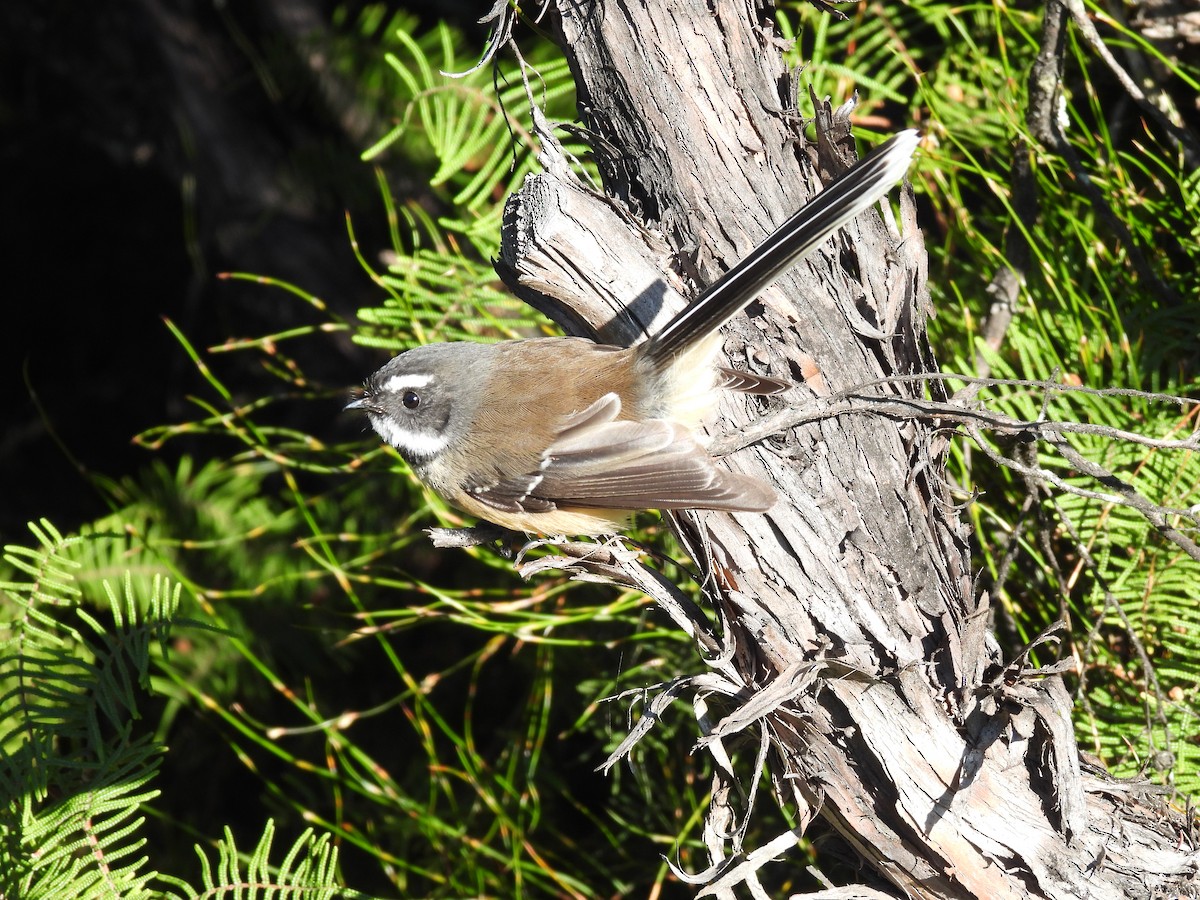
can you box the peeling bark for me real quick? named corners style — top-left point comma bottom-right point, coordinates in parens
top-left (495, 1), bottom-right (1200, 896)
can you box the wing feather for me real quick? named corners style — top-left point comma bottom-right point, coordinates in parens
top-left (714, 367), bottom-right (791, 395)
top-left (465, 393), bottom-right (774, 515)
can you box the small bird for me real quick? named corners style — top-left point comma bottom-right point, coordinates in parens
top-left (347, 130), bottom-right (920, 535)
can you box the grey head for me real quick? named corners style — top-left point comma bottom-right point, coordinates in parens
top-left (345, 342), bottom-right (492, 465)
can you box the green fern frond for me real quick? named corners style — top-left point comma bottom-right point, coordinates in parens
top-left (967, 320), bottom-right (1200, 789)
top-left (0, 520), bottom-right (85, 642)
top-left (0, 520), bottom-right (363, 897)
top-left (13, 739), bottom-right (163, 900)
top-left (349, 16), bottom-right (588, 353)
top-left (0, 528), bottom-right (187, 899)
top-left (192, 820), bottom-right (352, 900)
top-left (361, 22), bottom-right (578, 223)
top-left (63, 458), bottom-right (315, 613)
top-left (353, 244), bottom-right (542, 350)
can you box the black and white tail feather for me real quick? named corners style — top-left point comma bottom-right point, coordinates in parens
top-left (640, 129), bottom-right (921, 371)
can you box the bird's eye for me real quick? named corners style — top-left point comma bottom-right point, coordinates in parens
top-left (402, 390), bottom-right (421, 410)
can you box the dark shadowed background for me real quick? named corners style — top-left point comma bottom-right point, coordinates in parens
top-left (0, 0), bottom-right (483, 541)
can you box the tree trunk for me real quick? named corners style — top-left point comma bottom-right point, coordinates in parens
top-left (496, 1), bottom-right (1198, 896)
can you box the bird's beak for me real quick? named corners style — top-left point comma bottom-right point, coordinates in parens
top-left (344, 396), bottom-right (368, 411)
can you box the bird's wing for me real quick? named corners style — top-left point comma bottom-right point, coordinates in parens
top-left (463, 393), bottom-right (773, 514)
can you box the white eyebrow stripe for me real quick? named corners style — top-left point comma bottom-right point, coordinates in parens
top-left (383, 373), bottom-right (432, 392)
top-left (370, 415), bottom-right (449, 460)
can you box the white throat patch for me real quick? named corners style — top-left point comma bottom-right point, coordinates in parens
top-left (369, 414), bottom-right (449, 460)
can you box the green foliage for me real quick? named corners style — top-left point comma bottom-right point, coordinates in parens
top-left (341, 8), bottom-right (585, 354)
top-left (94, 438), bottom-right (709, 894)
top-left (0, 522), bottom-right (355, 898)
top-left (183, 822), bottom-right (353, 900)
top-left (0, 521), bottom-right (171, 899)
top-left (360, 23), bottom-right (576, 221)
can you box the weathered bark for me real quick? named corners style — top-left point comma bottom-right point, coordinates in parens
top-left (495, 1), bottom-right (1199, 896)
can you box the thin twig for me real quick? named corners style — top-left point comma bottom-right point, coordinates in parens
top-left (1045, 433), bottom-right (1200, 560)
top-left (1063, 0), bottom-right (1200, 161)
top-left (715, 387), bottom-right (1200, 458)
